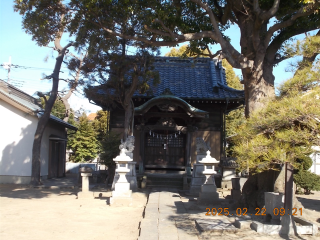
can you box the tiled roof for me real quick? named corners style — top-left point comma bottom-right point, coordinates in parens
top-left (0, 80), bottom-right (77, 130)
top-left (133, 57), bottom-right (244, 99)
top-left (87, 113), bottom-right (97, 121)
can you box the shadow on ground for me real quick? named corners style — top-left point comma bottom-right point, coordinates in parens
top-left (297, 196), bottom-right (320, 212)
top-left (0, 185), bottom-right (77, 199)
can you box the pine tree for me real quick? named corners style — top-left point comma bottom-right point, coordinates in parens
top-left (39, 96), bottom-right (66, 120)
top-left (68, 113), bottom-right (98, 162)
top-left (232, 35), bottom-right (320, 176)
top-left (92, 110), bottom-right (109, 142)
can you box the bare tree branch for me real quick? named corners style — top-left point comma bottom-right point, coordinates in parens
top-left (37, 92), bottom-right (48, 104)
top-left (254, 0), bottom-right (280, 20)
top-left (153, 19), bottom-right (177, 40)
top-left (265, 2), bottom-right (320, 47)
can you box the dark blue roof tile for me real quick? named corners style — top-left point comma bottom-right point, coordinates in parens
top-left (132, 57), bottom-right (244, 100)
top-left (93, 57), bottom-right (244, 100)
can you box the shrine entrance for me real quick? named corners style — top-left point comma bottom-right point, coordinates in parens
top-left (134, 93), bottom-right (209, 171)
top-left (144, 130), bottom-right (186, 169)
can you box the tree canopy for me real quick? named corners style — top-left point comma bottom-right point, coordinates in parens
top-left (232, 34), bottom-right (320, 173)
top-left (39, 96), bottom-right (66, 120)
top-left (68, 113), bottom-right (99, 162)
top-left (14, 0), bottom-right (320, 117)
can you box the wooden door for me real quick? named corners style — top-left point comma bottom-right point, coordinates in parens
top-left (48, 141), bottom-right (65, 178)
top-left (144, 132), bottom-right (185, 168)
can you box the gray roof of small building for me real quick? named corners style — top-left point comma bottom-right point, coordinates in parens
top-left (136, 57), bottom-right (244, 99)
top-left (95, 57), bottom-right (244, 100)
top-left (0, 80), bottom-right (77, 130)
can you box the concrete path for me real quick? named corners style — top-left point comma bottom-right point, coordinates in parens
top-left (139, 188), bottom-right (199, 240)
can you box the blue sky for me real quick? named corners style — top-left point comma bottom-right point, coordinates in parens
top-left (0, 1), bottom-right (312, 113)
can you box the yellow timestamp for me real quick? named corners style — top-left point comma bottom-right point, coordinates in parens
top-left (205, 207), bottom-right (303, 216)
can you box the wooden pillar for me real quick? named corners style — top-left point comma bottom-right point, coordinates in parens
top-left (280, 162), bottom-right (296, 236)
top-left (185, 130), bottom-right (191, 168)
top-left (140, 124), bottom-right (145, 168)
top-left (284, 162), bottom-right (294, 211)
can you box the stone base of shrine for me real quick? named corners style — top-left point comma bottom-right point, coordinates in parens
top-left (197, 191), bottom-right (220, 205)
top-left (77, 191), bottom-right (94, 199)
top-left (110, 192), bottom-right (133, 206)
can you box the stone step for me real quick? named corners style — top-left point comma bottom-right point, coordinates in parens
top-left (146, 179), bottom-right (183, 189)
top-left (146, 178), bottom-right (183, 183)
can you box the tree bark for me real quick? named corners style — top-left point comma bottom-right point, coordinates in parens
top-left (242, 66), bottom-right (275, 117)
top-left (30, 35), bottom-right (72, 185)
top-left (123, 100), bottom-right (134, 140)
top-left (61, 53), bottom-right (85, 122)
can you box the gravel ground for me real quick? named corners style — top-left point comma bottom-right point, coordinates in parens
top-left (0, 185), bottom-right (147, 240)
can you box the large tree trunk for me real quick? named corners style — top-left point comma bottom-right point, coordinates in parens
top-left (242, 66), bottom-right (275, 117)
top-left (30, 36), bottom-right (72, 186)
top-left (123, 100), bottom-right (133, 140)
top-left (237, 12), bottom-right (276, 117)
top-left (30, 56), bottom-right (62, 185)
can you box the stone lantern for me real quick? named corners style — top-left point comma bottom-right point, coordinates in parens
top-left (110, 148), bottom-right (133, 204)
top-left (197, 150), bottom-right (220, 204)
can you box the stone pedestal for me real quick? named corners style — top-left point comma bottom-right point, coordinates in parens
top-left (189, 163), bottom-right (206, 194)
top-left (78, 167), bottom-right (94, 199)
top-left (231, 189), bottom-right (241, 201)
top-left (196, 154), bottom-right (206, 163)
top-left (110, 149), bottom-right (133, 205)
top-left (197, 151), bottom-right (220, 205)
top-left (198, 175), bottom-right (219, 204)
top-left (265, 192), bottom-right (284, 221)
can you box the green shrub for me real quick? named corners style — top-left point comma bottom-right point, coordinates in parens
top-left (294, 170), bottom-right (320, 194)
top-left (100, 131), bottom-right (121, 167)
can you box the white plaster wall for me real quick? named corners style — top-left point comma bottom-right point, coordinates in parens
top-left (0, 100), bottom-right (67, 181)
top-left (309, 150), bottom-right (320, 175)
top-left (0, 100), bottom-right (37, 177)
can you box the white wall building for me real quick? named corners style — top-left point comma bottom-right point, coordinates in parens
top-left (309, 146), bottom-right (320, 175)
top-left (0, 80), bottom-right (77, 184)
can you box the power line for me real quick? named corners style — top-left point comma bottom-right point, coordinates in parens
top-left (0, 63), bottom-right (69, 71)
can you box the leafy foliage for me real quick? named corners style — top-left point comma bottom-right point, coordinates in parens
top-left (92, 110), bottom-right (109, 153)
top-left (294, 170), bottom-right (320, 194)
top-left (99, 131), bottom-right (121, 167)
top-left (40, 96), bottom-right (66, 120)
top-left (68, 113), bottom-right (98, 162)
top-left (232, 59), bottom-right (320, 173)
top-left (84, 47), bottom-right (160, 139)
top-left (92, 110), bottom-right (109, 142)
top-left (14, 0), bottom-right (320, 117)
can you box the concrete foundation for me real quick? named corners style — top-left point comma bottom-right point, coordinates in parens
top-left (197, 175), bottom-right (219, 205)
top-left (264, 192), bottom-right (284, 220)
top-left (234, 216), bottom-right (252, 229)
top-left (250, 217), bottom-right (318, 236)
top-left (189, 163), bottom-right (205, 195)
